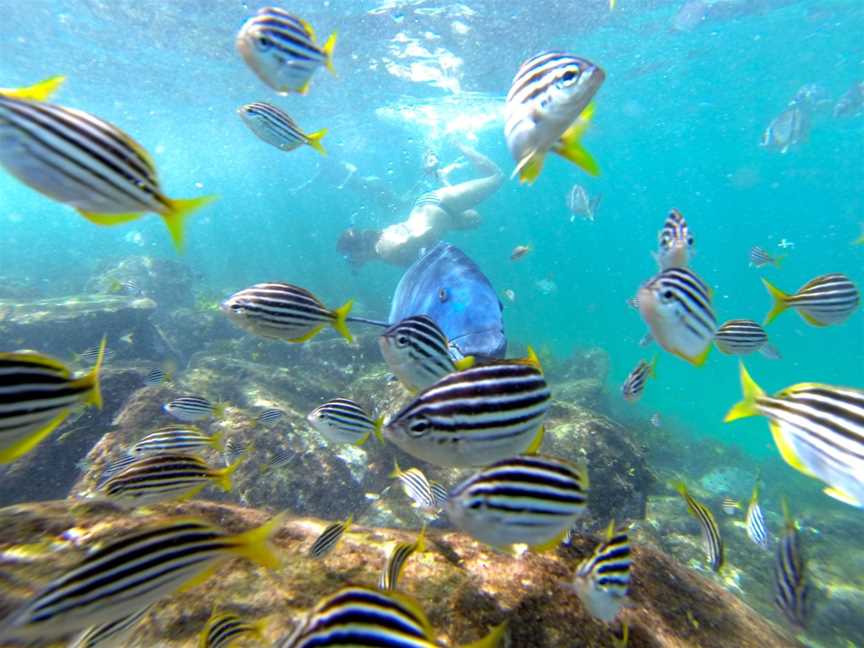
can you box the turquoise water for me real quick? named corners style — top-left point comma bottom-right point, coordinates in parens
top-left (0, 0), bottom-right (862, 645)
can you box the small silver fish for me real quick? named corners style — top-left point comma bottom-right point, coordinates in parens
top-left (567, 184), bottom-right (601, 222)
top-left (760, 106), bottom-right (809, 154)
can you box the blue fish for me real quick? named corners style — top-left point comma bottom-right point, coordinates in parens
top-left (387, 242), bottom-right (506, 359)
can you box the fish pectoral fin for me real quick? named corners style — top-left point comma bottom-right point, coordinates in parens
top-left (78, 210), bottom-right (145, 226)
top-left (287, 324), bottom-right (326, 343)
top-left (799, 310), bottom-right (828, 327)
top-left (822, 486), bottom-right (862, 507)
top-left (512, 150), bottom-right (546, 185)
top-left (0, 411), bottom-right (70, 463)
top-left (770, 423), bottom-right (816, 477)
top-left (524, 425), bottom-right (545, 454)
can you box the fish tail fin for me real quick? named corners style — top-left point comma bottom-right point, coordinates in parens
top-left (761, 277), bottom-right (789, 326)
top-left (524, 346), bottom-right (543, 372)
top-left (460, 622), bottom-right (508, 648)
top-left (648, 354), bottom-right (658, 379)
top-left (3, 75), bottom-right (66, 101)
top-left (74, 336), bottom-right (106, 409)
top-left (389, 459), bottom-right (402, 479)
top-left (306, 128), bottom-right (327, 156)
top-left (215, 453), bottom-right (246, 492)
top-left (554, 103), bottom-right (600, 176)
top-left (373, 416), bottom-right (385, 442)
top-left (454, 355), bottom-right (475, 371)
top-left (213, 402), bottom-right (227, 419)
top-left (0, 411), bottom-right (69, 463)
top-left (773, 254), bottom-right (786, 268)
top-left (672, 480), bottom-right (688, 498)
top-left (524, 425), bottom-right (545, 454)
top-left (724, 362), bottom-right (764, 422)
top-left (342, 514), bottom-right (354, 534)
top-left (323, 32), bottom-right (338, 75)
top-left (331, 299), bottom-right (354, 343)
top-left (162, 195), bottom-right (218, 252)
top-left (415, 524), bottom-right (427, 552)
top-left (226, 512), bottom-right (286, 570)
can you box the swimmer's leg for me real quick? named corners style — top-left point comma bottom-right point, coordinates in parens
top-left (435, 147), bottom-right (503, 214)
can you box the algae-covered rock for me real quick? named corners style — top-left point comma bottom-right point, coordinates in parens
top-left (0, 499), bottom-right (802, 648)
top-left (85, 255), bottom-right (197, 310)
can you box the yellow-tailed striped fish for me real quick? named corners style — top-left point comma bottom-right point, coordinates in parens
top-left (745, 483), bottom-right (769, 549)
top-left (637, 267), bottom-right (716, 367)
top-left (0, 338), bottom-right (105, 463)
top-left (447, 454), bottom-right (588, 550)
top-left (0, 83), bottom-right (214, 252)
top-left (721, 496), bottom-right (741, 516)
top-left (762, 273), bottom-right (859, 327)
top-left (749, 245), bottom-right (784, 269)
top-left (571, 520), bottom-right (631, 622)
top-left (725, 363), bottom-right (864, 508)
top-left (620, 356), bottom-right (656, 403)
top-left (378, 527), bottom-right (426, 591)
top-left (221, 282), bottom-right (353, 343)
top-left (69, 605), bottom-right (152, 648)
top-left (236, 7), bottom-right (336, 95)
top-left (674, 481), bottom-right (723, 571)
top-left (279, 585), bottom-right (505, 648)
top-left (378, 314), bottom-right (475, 392)
top-left (163, 396), bottom-right (225, 423)
top-left (714, 319), bottom-right (780, 359)
top-left (774, 500), bottom-right (809, 629)
top-left (504, 52), bottom-right (605, 184)
top-left (96, 452), bottom-right (243, 507)
top-left (390, 460), bottom-right (437, 512)
top-left (383, 352), bottom-right (550, 468)
top-left (309, 515), bottom-right (352, 559)
top-left (261, 447), bottom-right (293, 474)
top-left (0, 515), bottom-right (284, 640)
top-left (128, 426), bottom-right (223, 457)
top-left (238, 102), bottom-right (326, 155)
top-left (653, 209), bottom-right (693, 270)
top-left (307, 398), bottom-right (381, 446)
top-left (199, 611), bottom-right (264, 648)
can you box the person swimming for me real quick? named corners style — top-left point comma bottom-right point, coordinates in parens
top-left (338, 145), bottom-right (502, 268)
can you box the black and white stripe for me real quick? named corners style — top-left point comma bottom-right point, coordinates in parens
top-left (430, 481), bottom-right (449, 509)
top-left (384, 360), bottom-right (550, 467)
top-left (774, 504), bottom-right (809, 628)
top-left (675, 482), bottom-right (723, 571)
top-left (715, 319), bottom-right (770, 356)
top-left (505, 52), bottom-right (591, 128)
top-left (447, 454), bottom-right (588, 547)
top-left (69, 605), bottom-right (152, 648)
top-left (307, 398), bottom-right (378, 445)
top-left (390, 462), bottom-right (436, 511)
top-left (658, 209), bottom-right (692, 251)
top-left (239, 102), bottom-right (317, 152)
top-left (573, 521), bottom-right (632, 618)
top-left (776, 273), bottom-right (859, 326)
top-left (379, 315), bottom-right (457, 391)
top-left (200, 612), bottom-right (262, 648)
top-left (256, 408), bottom-right (285, 426)
top-left (262, 447), bottom-right (292, 473)
top-left (620, 357), bottom-right (655, 403)
top-left (378, 528), bottom-right (425, 591)
top-left (128, 426), bottom-right (219, 457)
top-left (749, 246), bottom-right (779, 268)
top-left (144, 367), bottom-right (166, 385)
top-left (163, 396), bottom-right (216, 422)
top-left (309, 516), bottom-right (351, 559)
top-left (745, 485), bottom-right (769, 549)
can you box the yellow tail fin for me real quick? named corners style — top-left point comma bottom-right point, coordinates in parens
top-left (214, 453), bottom-right (246, 492)
top-left (761, 277), bottom-right (789, 326)
top-left (207, 431), bottom-right (225, 452)
top-left (162, 195), bottom-right (218, 252)
top-left (724, 362), bottom-right (764, 422)
top-left (73, 336), bottom-right (106, 409)
top-left (226, 512), bottom-right (286, 570)
top-left (461, 622), bottom-right (507, 648)
top-left (673, 480), bottom-right (688, 498)
top-left (524, 425), bottom-right (545, 454)
top-left (322, 32), bottom-right (338, 75)
top-left (648, 354), bottom-right (658, 378)
top-left (554, 103), bottom-right (600, 176)
top-left (2, 75), bottom-right (66, 101)
top-left (212, 402), bottom-right (227, 419)
top-left (389, 459), bottom-right (403, 479)
top-left (331, 299), bottom-right (354, 343)
top-left (0, 411), bottom-right (70, 463)
top-left (306, 128), bottom-right (327, 156)
top-left (454, 355), bottom-right (475, 371)
top-left (373, 416), bottom-right (385, 442)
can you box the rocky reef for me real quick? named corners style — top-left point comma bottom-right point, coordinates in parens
top-left (0, 499), bottom-right (801, 648)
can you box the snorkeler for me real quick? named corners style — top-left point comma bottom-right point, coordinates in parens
top-left (338, 145), bottom-right (502, 268)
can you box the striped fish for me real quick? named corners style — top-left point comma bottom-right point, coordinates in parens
top-left (762, 273), bottom-right (860, 327)
top-left (235, 7), bottom-right (336, 95)
top-left (238, 102), bottom-right (326, 155)
top-left (430, 481), bottom-right (449, 509)
top-left (721, 496), bottom-right (741, 516)
top-left (307, 398), bottom-right (380, 446)
top-left (571, 521), bottom-right (631, 622)
top-left (78, 346), bottom-right (115, 366)
top-left (774, 500), bottom-right (809, 629)
top-left (0, 88), bottom-right (214, 252)
top-left (309, 516), bottom-right (352, 559)
top-left (620, 356), bottom-right (656, 403)
top-left (654, 209), bottom-right (693, 270)
top-left (96, 454), bottom-right (138, 488)
top-left (383, 352), bottom-right (550, 468)
top-left (504, 51), bottom-right (605, 184)
top-left (749, 245), bottom-right (783, 269)
top-left (144, 367), bottom-right (169, 386)
top-left (0, 339), bottom-right (105, 463)
top-left (637, 267), bottom-right (716, 367)
top-left (0, 515), bottom-right (284, 640)
top-left (674, 481), bottom-right (723, 571)
top-left (221, 282), bottom-right (353, 344)
top-left (222, 437), bottom-right (251, 468)
top-left (128, 426), bottom-right (222, 457)
top-left (447, 453), bottom-right (589, 550)
top-left (378, 314), bottom-right (475, 392)
top-left (97, 452), bottom-right (242, 507)
top-left (390, 461), bottom-right (436, 512)
top-left (199, 612), bottom-right (264, 648)
top-left (714, 319), bottom-right (781, 359)
top-left (278, 585), bottom-right (505, 648)
top-left (745, 484), bottom-right (769, 549)
top-left (378, 527), bottom-right (426, 591)
top-left (69, 605), bottom-right (152, 648)
top-left (256, 408), bottom-right (285, 427)
top-left (163, 396), bottom-right (224, 423)
top-left (725, 363), bottom-right (864, 508)
top-left (261, 447), bottom-right (292, 473)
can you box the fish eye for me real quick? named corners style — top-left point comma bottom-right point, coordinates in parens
top-left (256, 36), bottom-right (272, 50)
top-left (662, 290), bottom-right (675, 301)
top-left (396, 334), bottom-right (410, 347)
top-left (408, 418), bottom-right (430, 438)
top-left (687, 236), bottom-right (694, 246)
top-left (557, 70), bottom-right (579, 88)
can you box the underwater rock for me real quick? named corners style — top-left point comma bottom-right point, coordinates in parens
top-left (0, 367), bottom-right (142, 508)
top-left (0, 293), bottom-right (157, 360)
top-left (0, 499), bottom-right (802, 647)
top-left (85, 255), bottom-right (197, 310)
